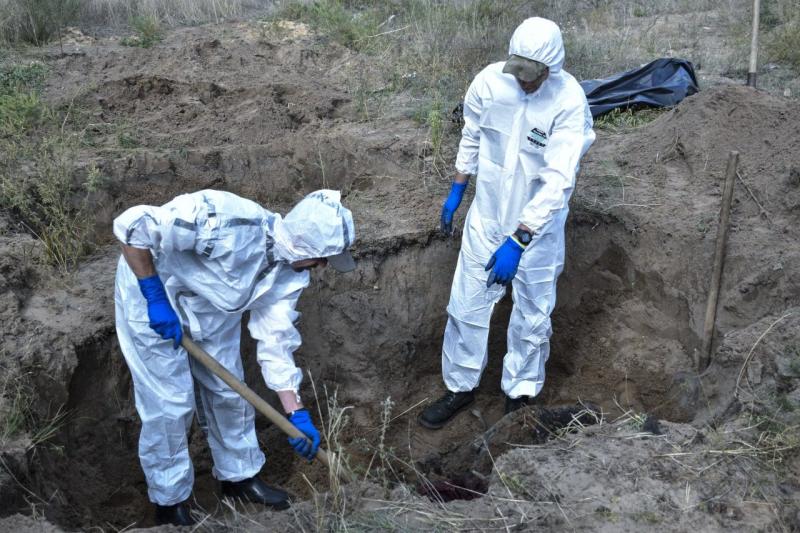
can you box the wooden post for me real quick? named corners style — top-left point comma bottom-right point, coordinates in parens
top-left (747, 0), bottom-right (760, 87)
top-left (700, 151), bottom-right (739, 370)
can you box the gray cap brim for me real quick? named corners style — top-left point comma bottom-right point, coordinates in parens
top-left (328, 250), bottom-right (356, 273)
top-left (502, 54), bottom-right (548, 82)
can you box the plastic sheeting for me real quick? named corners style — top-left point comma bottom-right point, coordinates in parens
top-left (580, 58), bottom-right (699, 117)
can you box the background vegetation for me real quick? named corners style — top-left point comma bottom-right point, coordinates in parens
top-left (0, 0), bottom-right (797, 269)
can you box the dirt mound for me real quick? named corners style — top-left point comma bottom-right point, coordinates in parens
top-left (548, 85), bottom-right (800, 421)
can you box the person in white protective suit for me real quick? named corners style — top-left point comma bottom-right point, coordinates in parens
top-left (114, 189), bottom-right (356, 526)
top-left (419, 18), bottom-right (595, 429)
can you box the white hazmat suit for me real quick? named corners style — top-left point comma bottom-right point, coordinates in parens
top-left (114, 189), bottom-right (354, 505)
top-left (443, 18), bottom-right (595, 399)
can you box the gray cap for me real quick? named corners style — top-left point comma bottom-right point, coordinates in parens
top-left (327, 250), bottom-right (356, 273)
top-left (502, 54), bottom-right (548, 82)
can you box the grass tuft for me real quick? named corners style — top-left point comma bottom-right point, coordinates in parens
top-left (594, 106), bottom-right (667, 132)
top-left (0, 0), bottom-right (80, 45)
top-left (279, 0), bottom-right (380, 51)
top-left (121, 14), bottom-right (163, 48)
top-left (765, 15), bottom-right (800, 69)
top-left (0, 61), bottom-right (104, 271)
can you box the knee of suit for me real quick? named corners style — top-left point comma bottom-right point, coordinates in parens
top-left (206, 390), bottom-right (249, 412)
top-left (511, 313), bottom-right (552, 341)
top-left (446, 304), bottom-right (494, 329)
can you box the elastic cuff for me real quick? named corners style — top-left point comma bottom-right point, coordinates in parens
top-left (509, 235), bottom-right (527, 249)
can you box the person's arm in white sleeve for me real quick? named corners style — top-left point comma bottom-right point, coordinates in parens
top-left (113, 195), bottom-right (206, 276)
top-left (247, 288), bottom-right (306, 414)
top-left (454, 73), bottom-right (485, 177)
top-left (518, 99), bottom-right (590, 238)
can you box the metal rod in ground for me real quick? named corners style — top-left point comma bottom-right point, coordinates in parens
top-left (747, 0), bottom-right (760, 87)
top-left (700, 151), bottom-right (739, 370)
top-left (181, 337), bottom-right (352, 483)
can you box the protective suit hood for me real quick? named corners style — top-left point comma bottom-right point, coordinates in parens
top-left (507, 17), bottom-right (565, 74)
top-left (272, 189), bottom-right (355, 264)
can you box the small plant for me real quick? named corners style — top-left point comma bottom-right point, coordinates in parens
top-left (765, 16), bottom-right (800, 69)
top-left (116, 130), bottom-right (139, 148)
top-left (0, 62), bottom-right (97, 271)
top-left (377, 395), bottom-right (395, 496)
top-left (0, 373), bottom-right (28, 444)
top-left (0, 91), bottom-right (46, 137)
top-left (0, 62), bottom-right (48, 96)
top-left (426, 97), bottom-right (445, 165)
top-left (277, 0), bottom-right (380, 51)
top-left (121, 15), bottom-right (163, 48)
top-left (83, 161), bottom-right (108, 194)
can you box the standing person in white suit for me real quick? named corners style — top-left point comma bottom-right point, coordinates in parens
top-left (114, 189), bottom-right (356, 525)
top-left (419, 18), bottom-right (595, 429)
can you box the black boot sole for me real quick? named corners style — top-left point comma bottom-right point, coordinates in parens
top-left (417, 396), bottom-right (475, 430)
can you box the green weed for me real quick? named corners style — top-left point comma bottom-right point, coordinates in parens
top-left (121, 14), bottom-right (163, 48)
top-left (0, 62), bottom-right (48, 96)
top-left (425, 97), bottom-right (445, 165)
top-left (0, 91), bottom-right (46, 137)
top-left (277, 0), bottom-right (380, 51)
top-left (765, 16), bottom-right (800, 68)
top-left (116, 129), bottom-right (139, 148)
top-left (594, 107), bottom-right (666, 132)
top-left (0, 374), bottom-right (27, 444)
top-left (0, 61), bottom-right (102, 271)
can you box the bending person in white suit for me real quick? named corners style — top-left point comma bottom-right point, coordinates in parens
top-left (114, 189), bottom-right (355, 525)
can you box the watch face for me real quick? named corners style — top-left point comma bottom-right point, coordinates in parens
top-left (515, 229), bottom-right (532, 244)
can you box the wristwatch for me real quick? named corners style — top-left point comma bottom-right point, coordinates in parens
top-left (512, 227), bottom-right (534, 248)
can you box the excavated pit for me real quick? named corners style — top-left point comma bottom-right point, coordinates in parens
top-left (14, 208), bottom-right (701, 529)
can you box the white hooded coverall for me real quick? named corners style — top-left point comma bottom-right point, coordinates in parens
top-left (114, 189), bottom-right (354, 505)
top-left (442, 18), bottom-right (595, 399)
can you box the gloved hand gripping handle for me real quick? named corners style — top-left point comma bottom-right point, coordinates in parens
top-left (138, 275), bottom-right (183, 348)
top-left (180, 336), bottom-right (352, 483)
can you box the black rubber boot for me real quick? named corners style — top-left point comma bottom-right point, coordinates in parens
top-left (418, 390), bottom-right (475, 429)
top-left (221, 476), bottom-right (290, 510)
top-left (154, 501), bottom-right (195, 526)
top-left (505, 395), bottom-right (535, 414)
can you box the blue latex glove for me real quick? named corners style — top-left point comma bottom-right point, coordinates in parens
top-left (485, 237), bottom-right (524, 287)
top-left (440, 182), bottom-right (467, 235)
top-left (288, 408), bottom-right (321, 461)
top-left (138, 275), bottom-right (183, 349)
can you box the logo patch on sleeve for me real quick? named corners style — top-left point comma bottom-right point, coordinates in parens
top-left (527, 127), bottom-right (548, 148)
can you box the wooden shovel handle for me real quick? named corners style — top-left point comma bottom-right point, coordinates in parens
top-left (181, 337), bottom-right (351, 483)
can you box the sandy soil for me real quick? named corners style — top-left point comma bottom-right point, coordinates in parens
top-left (1, 18), bottom-right (798, 532)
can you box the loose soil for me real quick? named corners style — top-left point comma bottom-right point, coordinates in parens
top-left (1, 19), bottom-right (799, 532)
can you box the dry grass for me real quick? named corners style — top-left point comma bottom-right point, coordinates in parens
top-left (80, 0), bottom-right (257, 27)
top-left (0, 61), bottom-right (100, 271)
top-left (0, 0), bottom-right (263, 44)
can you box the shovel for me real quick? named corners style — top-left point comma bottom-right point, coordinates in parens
top-left (181, 337), bottom-right (352, 483)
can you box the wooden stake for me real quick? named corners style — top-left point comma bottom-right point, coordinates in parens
top-left (747, 0), bottom-right (760, 87)
top-left (700, 151), bottom-right (739, 370)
